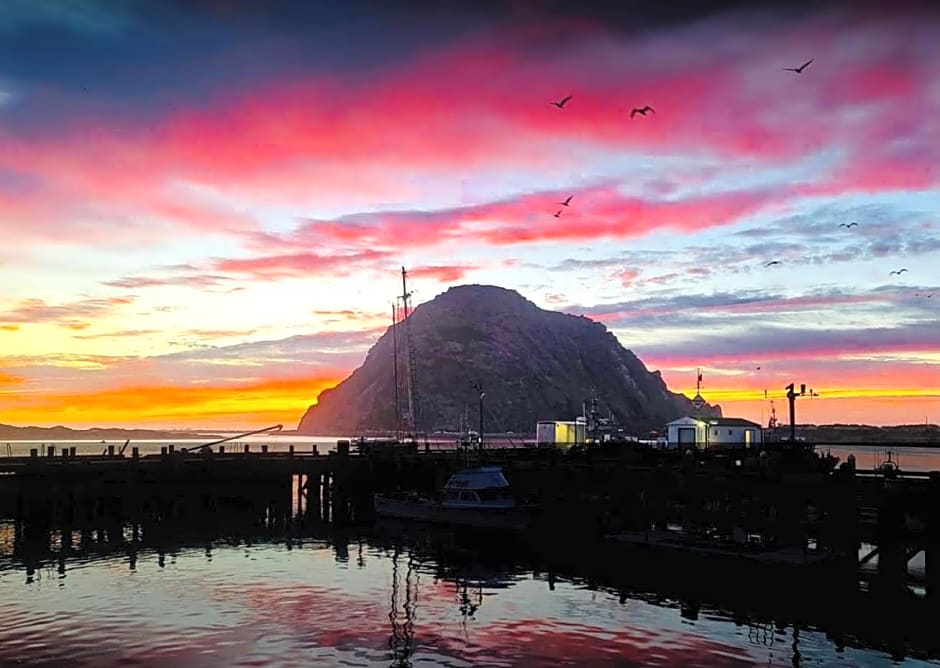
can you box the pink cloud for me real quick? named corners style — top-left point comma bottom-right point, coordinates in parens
top-left (648, 339), bottom-right (940, 368)
top-left (270, 184), bottom-right (787, 252)
top-left (101, 273), bottom-right (233, 289)
top-left (209, 249), bottom-right (393, 280)
top-left (587, 290), bottom-right (908, 324)
top-left (0, 296), bottom-right (135, 327)
top-left (407, 264), bottom-right (476, 283)
top-left (0, 9), bottom-right (936, 251)
top-left (617, 268), bottom-right (639, 287)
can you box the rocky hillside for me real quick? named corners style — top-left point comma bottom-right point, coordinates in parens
top-left (297, 285), bottom-right (719, 435)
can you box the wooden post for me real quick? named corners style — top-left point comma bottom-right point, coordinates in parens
top-left (69, 447), bottom-right (76, 457)
top-left (928, 473), bottom-right (940, 606)
top-left (289, 445), bottom-right (295, 456)
top-left (47, 445), bottom-right (55, 458)
top-left (261, 444), bottom-right (268, 454)
top-left (131, 447), bottom-right (139, 459)
top-left (107, 445), bottom-right (115, 456)
top-left (876, 488), bottom-right (907, 596)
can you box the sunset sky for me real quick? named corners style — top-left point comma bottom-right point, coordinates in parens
top-left (1, 0), bottom-right (938, 430)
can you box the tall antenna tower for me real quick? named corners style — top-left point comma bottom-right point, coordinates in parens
top-left (400, 267), bottom-right (420, 436)
top-left (391, 301), bottom-right (401, 440)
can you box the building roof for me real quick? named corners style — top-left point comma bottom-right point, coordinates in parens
top-left (666, 416), bottom-right (704, 426)
top-left (712, 417), bottom-right (762, 428)
top-left (666, 416), bottom-right (762, 428)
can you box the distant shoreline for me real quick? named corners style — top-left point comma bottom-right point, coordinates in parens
top-left (0, 424), bottom-right (224, 441)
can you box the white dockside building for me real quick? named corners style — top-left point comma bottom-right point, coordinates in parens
top-left (665, 416), bottom-right (763, 450)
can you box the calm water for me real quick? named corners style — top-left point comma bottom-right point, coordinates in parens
top-left (2, 439), bottom-right (939, 666)
top-left (0, 523), bottom-right (938, 668)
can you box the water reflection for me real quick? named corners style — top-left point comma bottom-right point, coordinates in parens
top-left (0, 517), bottom-right (938, 667)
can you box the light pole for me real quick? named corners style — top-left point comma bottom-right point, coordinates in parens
top-left (472, 383), bottom-right (485, 452)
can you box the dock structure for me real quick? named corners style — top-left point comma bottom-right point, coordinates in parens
top-left (1, 443), bottom-right (939, 605)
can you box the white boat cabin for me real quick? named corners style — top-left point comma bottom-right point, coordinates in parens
top-left (442, 467), bottom-right (516, 509)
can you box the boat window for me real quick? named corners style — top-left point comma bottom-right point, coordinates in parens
top-left (459, 491), bottom-right (479, 503)
top-left (444, 491), bottom-right (460, 502)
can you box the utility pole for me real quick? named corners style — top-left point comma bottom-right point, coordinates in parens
top-left (785, 383), bottom-right (813, 443)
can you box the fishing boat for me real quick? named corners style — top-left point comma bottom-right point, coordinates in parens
top-left (374, 466), bottom-right (529, 530)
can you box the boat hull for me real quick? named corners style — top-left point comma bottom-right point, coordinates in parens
top-left (374, 496), bottom-right (528, 531)
top-left (606, 530), bottom-right (835, 568)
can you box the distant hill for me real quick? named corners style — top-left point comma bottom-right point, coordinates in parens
top-left (0, 424), bottom-right (221, 441)
top-left (298, 284), bottom-right (720, 435)
top-left (793, 423), bottom-right (940, 444)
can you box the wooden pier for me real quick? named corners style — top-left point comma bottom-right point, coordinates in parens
top-left (1, 442), bottom-right (939, 606)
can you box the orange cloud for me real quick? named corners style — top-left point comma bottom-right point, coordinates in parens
top-left (0, 372), bottom-right (24, 388)
top-left (0, 375), bottom-right (344, 430)
top-left (706, 396), bottom-right (940, 428)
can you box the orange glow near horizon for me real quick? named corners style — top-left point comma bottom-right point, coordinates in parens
top-left (0, 376), bottom-right (344, 431)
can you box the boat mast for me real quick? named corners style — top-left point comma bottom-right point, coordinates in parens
top-left (391, 301), bottom-right (401, 440)
top-left (400, 267), bottom-right (419, 436)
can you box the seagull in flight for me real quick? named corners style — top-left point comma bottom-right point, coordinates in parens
top-left (630, 105), bottom-right (655, 119)
top-left (551, 95), bottom-right (573, 109)
top-left (764, 261), bottom-right (781, 268)
top-left (784, 58), bottom-right (814, 74)
top-left (559, 195), bottom-right (573, 207)
top-left (889, 268), bottom-right (909, 276)
top-left (553, 209), bottom-right (562, 218)
top-left (839, 222), bottom-right (858, 228)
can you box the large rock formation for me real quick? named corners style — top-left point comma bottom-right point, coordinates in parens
top-left (297, 285), bottom-right (718, 435)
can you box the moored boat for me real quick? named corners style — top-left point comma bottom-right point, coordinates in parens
top-left (374, 466), bottom-right (529, 530)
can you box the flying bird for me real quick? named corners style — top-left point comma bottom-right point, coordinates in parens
top-left (839, 222), bottom-right (858, 228)
top-left (560, 195), bottom-right (573, 207)
top-left (889, 268), bottom-right (909, 275)
top-left (551, 95), bottom-right (573, 109)
top-left (764, 261), bottom-right (781, 268)
top-left (630, 105), bottom-right (655, 119)
top-left (553, 209), bottom-right (562, 218)
top-left (784, 58), bottom-right (814, 74)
